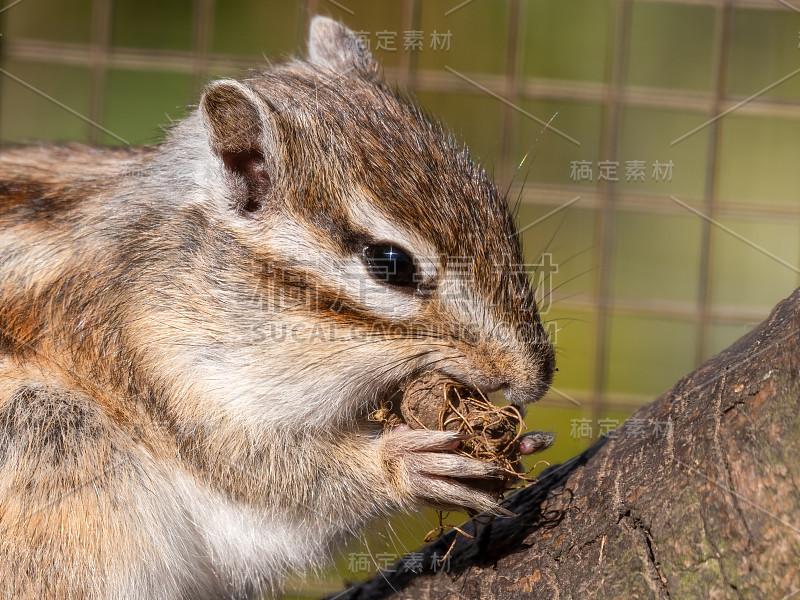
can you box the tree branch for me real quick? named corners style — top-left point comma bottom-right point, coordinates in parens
top-left (330, 287), bottom-right (800, 599)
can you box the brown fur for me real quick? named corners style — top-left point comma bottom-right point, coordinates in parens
top-left (0, 17), bottom-right (554, 599)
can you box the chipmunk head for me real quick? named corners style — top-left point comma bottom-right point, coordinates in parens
top-left (149, 16), bottom-right (554, 432)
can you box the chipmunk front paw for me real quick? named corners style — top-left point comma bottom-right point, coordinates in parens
top-left (379, 425), bottom-right (506, 515)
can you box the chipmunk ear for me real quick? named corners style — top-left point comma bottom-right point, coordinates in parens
top-left (308, 16), bottom-right (379, 78)
top-left (200, 79), bottom-right (277, 215)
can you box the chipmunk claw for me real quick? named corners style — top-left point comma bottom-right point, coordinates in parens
top-left (379, 426), bottom-right (505, 515)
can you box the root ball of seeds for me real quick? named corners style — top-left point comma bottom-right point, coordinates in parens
top-left (377, 372), bottom-right (528, 498)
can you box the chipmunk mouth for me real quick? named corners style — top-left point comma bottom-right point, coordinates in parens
top-left (379, 385), bottom-right (405, 413)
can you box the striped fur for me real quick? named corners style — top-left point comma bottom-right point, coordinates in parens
top-left (0, 16), bottom-right (554, 599)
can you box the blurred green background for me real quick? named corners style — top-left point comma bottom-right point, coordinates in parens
top-left (1, 0), bottom-right (799, 597)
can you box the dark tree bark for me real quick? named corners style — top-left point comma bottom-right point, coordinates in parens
top-left (329, 288), bottom-right (800, 599)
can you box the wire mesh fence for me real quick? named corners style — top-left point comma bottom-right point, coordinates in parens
top-left (1, 1), bottom-right (799, 595)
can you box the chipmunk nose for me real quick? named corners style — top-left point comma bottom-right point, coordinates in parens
top-left (457, 338), bottom-right (555, 407)
top-left (502, 338), bottom-right (556, 407)
top-left (448, 319), bottom-right (555, 406)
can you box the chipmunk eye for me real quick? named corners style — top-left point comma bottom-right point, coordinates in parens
top-left (363, 244), bottom-right (417, 288)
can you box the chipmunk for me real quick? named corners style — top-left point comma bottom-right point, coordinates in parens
top-left (0, 16), bottom-right (555, 599)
